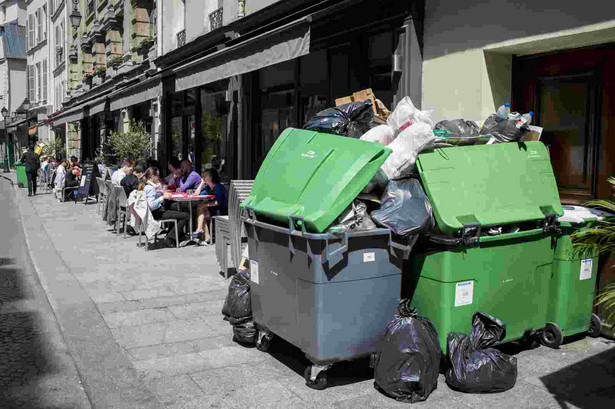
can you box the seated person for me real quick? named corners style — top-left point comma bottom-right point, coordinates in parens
top-left (64, 157), bottom-right (82, 199)
top-left (191, 168), bottom-right (228, 243)
top-left (121, 161), bottom-right (146, 197)
top-left (141, 167), bottom-right (189, 247)
top-left (164, 157), bottom-right (181, 188)
top-left (111, 159), bottom-right (135, 186)
top-left (54, 159), bottom-right (68, 188)
top-left (176, 159), bottom-right (201, 193)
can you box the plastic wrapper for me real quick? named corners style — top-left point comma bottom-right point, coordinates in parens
top-left (434, 119), bottom-right (480, 138)
top-left (381, 123), bottom-right (436, 180)
top-left (445, 312), bottom-right (518, 393)
top-left (360, 124), bottom-right (395, 146)
top-left (387, 96), bottom-right (433, 138)
top-left (221, 270), bottom-right (252, 321)
top-left (373, 300), bottom-right (442, 403)
top-left (480, 114), bottom-right (529, 143)
top-left (371, 179), bottom-right (434, 237)
top-left (232, 320), bottom-right (257, 344)
top-left (328, 200), bottom-right (377, 233)
top-left (304, 100), bottom-right (374, 138)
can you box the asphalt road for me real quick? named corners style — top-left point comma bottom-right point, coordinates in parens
top-left (0, 177), bottom-right (91, 409)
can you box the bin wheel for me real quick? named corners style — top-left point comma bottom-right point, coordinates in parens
top-left (304, 366), bottom-right (327, 390)
top-left (588, 313), bottom-right (602, 338)
top-left (255, 335), bottom-right (271, 352)
top-left (541, 322), bottom-right (563, 349)
top-left (17, 182), bottom-right (24, 188)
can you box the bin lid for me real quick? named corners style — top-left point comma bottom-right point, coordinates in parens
top-left (242, 128), bottom-right (391, 233)
top-left (416, 141), bottom-right (563, 235)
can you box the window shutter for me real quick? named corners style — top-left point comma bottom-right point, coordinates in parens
top-left (43, 5), bottom-right (47, 41)
top-left (36, 9), bottom-right (42, 43)
top-left (43, 59), bottom-right (48, 102)
top-left (28, 14), bottom-right (34, 49)
top-left (28, 65), bottom-right (35, 102)
top-left (36, 62), bottom-right (41, 102)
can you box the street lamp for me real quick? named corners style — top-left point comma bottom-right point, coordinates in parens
top-left (69, 0), bottom-right (82, 31)
top-left (2, 107), bottom-right (8, 172)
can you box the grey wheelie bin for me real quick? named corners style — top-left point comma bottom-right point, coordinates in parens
top-left (240, 128), bottom-right (411, 390)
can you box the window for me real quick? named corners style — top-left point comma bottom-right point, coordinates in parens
top-left (27, 14), bottom-right (34, 49)
top-left (2, 6), bottom-right (6, 21)
top-left (36, 62), bottom-right (42, 102)
top-left (55, 23), bottom-right (64, 68)
top-left (28, 65), bottom-right (35, 102)
top-left (43, 59), bottom-right (48, 102)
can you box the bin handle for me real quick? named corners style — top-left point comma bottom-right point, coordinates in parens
top-left (288, 214), bottom-right (314, 259)
top-left (388, 232), bottom-right (416, 259)
top-left (324, 232), bottom-right (348, 266)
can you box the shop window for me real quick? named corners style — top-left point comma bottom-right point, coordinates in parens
top-left (200, 89), bottom-right (228, 173)
top-left (259, 60), bottom-right (295, 90)
top-left (299, 49), bottom-right (329, 125)
top-left (259, 89), bottom-right (294, 165)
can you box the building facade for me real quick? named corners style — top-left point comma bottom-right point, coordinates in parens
top-left (0, 0), bottom-right (26, 167)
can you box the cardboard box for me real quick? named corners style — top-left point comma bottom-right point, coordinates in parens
top-left (335, 88), bottom-right (391, 122)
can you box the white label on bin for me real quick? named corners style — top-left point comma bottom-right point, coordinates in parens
top-left (580, 259), bottom-right (593, 280)
top-left (363, 252), bottom-right (375, 263)
top-left (455, 281), bottom-right (474, 307)
top-left (250, 260), bottom-right (259, 285)
top-left (80, 175), bottom-right (87, 187)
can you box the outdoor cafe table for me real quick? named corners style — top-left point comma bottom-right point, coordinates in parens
top-left (167, 192), bottom-right (216, 247)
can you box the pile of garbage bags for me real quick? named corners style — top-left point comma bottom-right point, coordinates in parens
top-left (221, 269), bottom-right (257, 344)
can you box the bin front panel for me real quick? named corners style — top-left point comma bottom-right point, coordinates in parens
top-left (243, 128), bottom-right (391, 232)
top-left (247, 223), bottom-right (402, 364)
top-left (417, 142), bottom-right (563, 235)
top-left (408, 235), bottom-right (553, 350)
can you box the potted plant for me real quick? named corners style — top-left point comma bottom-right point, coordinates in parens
top-left (107, 55), bottom-right (123, 69)
top-left (133, 37), bottom-right (154, 56)
top-left (84, 71), bottom-right (93, 87)
top-left (572, 177), bottom-right (615, 330)
top-left (94, 66), bottom-right (106, 78)
top-left (109, 118), bottom-right (153, 162)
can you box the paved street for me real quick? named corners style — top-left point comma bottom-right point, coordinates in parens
top-left (2, 173), bottom-right (615, 408)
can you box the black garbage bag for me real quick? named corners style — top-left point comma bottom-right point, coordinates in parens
top-left (371, 179), bottom-right (434, 237)
top-left (373, 300), bottom-right (442, 403)
top-left (479, 114), bottom-right (528, 143)
top-left (304, 100), bottom-right (374, 138)
top-left (233, 320), bottom-right (257, 344)
top-left (221, 270), bottom-right (252, 321)
top-left (434, 119), bottom-right (480, 138)
top-left (445, 312), bottom-right (518, 393)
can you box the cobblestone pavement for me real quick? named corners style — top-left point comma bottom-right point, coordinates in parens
top-left (0, 177), bottom-right (91, 408)
top-left (6, 173), bottom-right (615, 408)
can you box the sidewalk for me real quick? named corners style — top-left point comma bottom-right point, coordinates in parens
top-left (9, 173), bottom-right (615, 409)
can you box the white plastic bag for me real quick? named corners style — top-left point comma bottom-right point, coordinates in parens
top-left (360, 124), bottom-right (395, 145)
top-left (387, 97), bottom-right (433, 137)
top-left (381, 123), bottom-right (436, 180)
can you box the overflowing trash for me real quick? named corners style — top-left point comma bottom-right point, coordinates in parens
top-left (304, 100), bottom-right (374, 138)
top-left (222, 269), bottom-right (257, 344)
top-left (445, 312), bottom-right (518, 393)
top-left (328, 200), bottom-right (377, 233)
top-left (373, 299), bottom-right (441, 403)
top-left (380, 122), bottom-right (436, 180)
top-left (371, 179), bottom-right (434, 237)
top-left (434, 119), bottom-right (480, 139)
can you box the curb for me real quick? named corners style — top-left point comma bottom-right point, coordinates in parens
top-left (5, 177), bottom-right (163, 409)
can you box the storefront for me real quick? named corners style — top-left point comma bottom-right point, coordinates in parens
top-left (157, 0), bottom-right (420, 179)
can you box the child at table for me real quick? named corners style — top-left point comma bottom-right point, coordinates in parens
top-left (191, 168), bottom-right (228, 243)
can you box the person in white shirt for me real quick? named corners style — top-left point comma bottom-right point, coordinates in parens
top-left (111, 159), bottom-right (135, 186)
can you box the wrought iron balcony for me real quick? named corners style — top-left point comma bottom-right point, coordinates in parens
top-left (176, 29), bottom-right (186, 48)
top-left (87, 0), bottom-right (96, 16)
top-left (209, 8), bottom-right (223, 31)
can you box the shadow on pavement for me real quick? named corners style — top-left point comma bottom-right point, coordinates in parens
top-left (265, 335), bottom-right (374, 388)
top-left (0, 262), bottom-right (65, 409)
top-left (539, 347), bottom-right (615, 409)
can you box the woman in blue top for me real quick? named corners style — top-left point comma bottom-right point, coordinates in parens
top-left (191, 168), bottom-right (228, 243)
top-left (141, 167), bottom-right (190, 247)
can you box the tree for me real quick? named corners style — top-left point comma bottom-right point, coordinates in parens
top-left (109, 119), bottom-right (153, 163)
top-left (572, 177), bottom-right (615, 325)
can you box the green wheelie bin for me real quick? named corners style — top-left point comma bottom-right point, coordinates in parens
top-left (406, 141), bottom-right (563, 351)
top-left (542, 205), bottom-right (604, 347)
top-left (15, 162), bottom-right (29, 189)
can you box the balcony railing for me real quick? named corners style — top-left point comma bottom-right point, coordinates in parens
top-left (209, 8), bottom-right (223, 31)
top-left (176, 29), bottom-right (186, 48)
top-left (87, 0), bottom-right (96, 16)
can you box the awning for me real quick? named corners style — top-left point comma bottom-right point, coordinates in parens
top-left (173, 17), bottom-right (311, 92)
top-left (109, 78), bottom-right (161, 112)
top-left (51, 105), bottom-right (84, 126)
top-left (7, 118), bottom-right (27, 130)
top-left (87, 95), bottom-right (108, 116)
